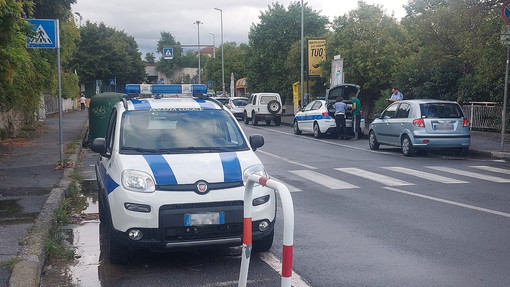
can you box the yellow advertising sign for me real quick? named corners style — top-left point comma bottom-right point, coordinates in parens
top-left (308, 39), bottom-right (326, 77)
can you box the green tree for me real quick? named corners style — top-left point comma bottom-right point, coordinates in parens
top-left (247, 2), bottom-right (329, 98)
top-left (73, 22), bottom-right (145, 94)
top-left (145, 52), bottom-right (155, 63)
top-left (203, 42), bottom-right (250, 93)
top-left (400, 0), bottom-right (504, 102)
top-left (329, 1), bottom-right (410, 115)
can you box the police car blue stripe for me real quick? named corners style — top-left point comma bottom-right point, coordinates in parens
top-left (143, 155), bottom-right (178, 185)
top-left (131, 99), bottom-right (152, 110)
top-left (99, 163), bottom-right (120, 194)
top-left (193, 99), bottom-right (217, 109)
top-left (295, 114), bottom-right (332, 121)
top-left (219, 152), bottom-right (242, 182)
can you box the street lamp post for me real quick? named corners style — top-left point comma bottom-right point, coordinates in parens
top-left (214, 8), bottom-right (225, 97)
top-left (209, 32), bottom-right (216, 58)
top-left (195, 20), bottom-right (202, 84)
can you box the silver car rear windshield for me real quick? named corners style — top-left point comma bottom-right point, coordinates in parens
top-left (420, 103), bottom-right (464, 119)
top-left (120, 109), bottom-right (249, 154)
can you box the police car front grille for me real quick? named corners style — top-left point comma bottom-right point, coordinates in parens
top-left (157, 181), bottom-right (243, 191)
top-left (160, 200), bottom-right (243, 211)
top-left (165, 224), bottom-right (242, 241)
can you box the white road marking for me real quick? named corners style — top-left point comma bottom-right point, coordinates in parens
top-left (383, 187), bottom-right (510, 218)
top-left (270, 177), bottom-right (302, 192)
top-left (258, 150), bottom-right (317, 170)
top-left (335, 167), bottom-right (414, 186)
top-left (289, 170), bottom-right (359, 189)
top-left (469, 165), bottom-right (510, 175)
top-left (382, 166), bottom-right (469, 184)
top-left (426, 166), bottom-right (510, 183)
top-left (259, 252), bottom-right (312, 287)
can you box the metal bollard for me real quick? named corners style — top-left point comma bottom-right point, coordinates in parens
top-left (238, 174), bottom-right (295, 287)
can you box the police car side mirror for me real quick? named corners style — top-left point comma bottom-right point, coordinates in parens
top-left (249, 134), bottom-right (264, 151)
top-left (90, 138), bottom-right (110, 158)
top-left (374, 113), bottom-right (382, 119)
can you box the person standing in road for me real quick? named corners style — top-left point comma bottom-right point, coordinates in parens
top-left (80, 94), bottom-right (86, 111)
top-left (334, 96), bottom-right (347, 139)
top-left (350, 93), bottom-right (362, 139)
top-left (389, 87), bottom-right (403, 102)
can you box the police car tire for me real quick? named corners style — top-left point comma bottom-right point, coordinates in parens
top-left (293, 120), bottom-right (302, 135)
top-left (267, 100), bottom-right (281, 114)
top-left (253, 229), bottom-right (274, 252)
top-left (108, 228), bottom-right (129, 264)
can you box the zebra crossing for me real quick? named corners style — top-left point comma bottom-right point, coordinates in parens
top-left (271, 165), bottom-right (510, 192)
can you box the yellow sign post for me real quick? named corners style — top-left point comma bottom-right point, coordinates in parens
top-left (307, 39), bottom-right (326, 77)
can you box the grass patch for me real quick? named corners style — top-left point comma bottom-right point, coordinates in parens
top-left (45, 172), bottom-right (87, 261)
top-left (0, 257), bottom-right (21, 270)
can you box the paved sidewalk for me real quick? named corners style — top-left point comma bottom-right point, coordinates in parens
top-left (0, 110), bottom-right (88, 287)
top-left (0, 111), bottom-right (508, 287)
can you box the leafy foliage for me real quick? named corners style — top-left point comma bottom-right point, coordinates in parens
top-left (328, 2), bottom-right (410, 115)
top-left (73, 22), bottom-right (145, 94)
top-left (247, 2), bottom-right (329, 97)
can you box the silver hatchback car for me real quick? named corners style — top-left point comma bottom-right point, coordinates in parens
top-left (368, 99), bottom-right (470, 156)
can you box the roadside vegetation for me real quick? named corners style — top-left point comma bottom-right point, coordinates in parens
top-left (0, 0), bottom-right (507, 136)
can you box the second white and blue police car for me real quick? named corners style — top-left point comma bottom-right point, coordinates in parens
top-left (91, 84), bottom-right (276, 263)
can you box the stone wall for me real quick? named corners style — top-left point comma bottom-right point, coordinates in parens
top-left (0, 95), bottom-right (77, 138)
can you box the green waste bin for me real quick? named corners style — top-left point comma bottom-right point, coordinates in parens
top-left (85, 92), bottom-right (128, 146)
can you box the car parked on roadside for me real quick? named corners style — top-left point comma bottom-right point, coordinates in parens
top-left (293, 84), bottom-right (365, 138)
top-left (244, 93), bottom-right (283, 126)
top-left (368, 99), bottom-right (470, 156)
top-left (226, 97), bottom-right (248, 120)
top-left (91, 84), bottom-right (276, 263)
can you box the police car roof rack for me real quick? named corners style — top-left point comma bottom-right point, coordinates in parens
top-left (196, 93), bottom-right (223, 108)
top-left (122, 98), bottom-right (128, 109)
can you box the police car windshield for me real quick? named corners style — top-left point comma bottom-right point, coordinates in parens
top-left (120, 109), bottom-right (249, 154)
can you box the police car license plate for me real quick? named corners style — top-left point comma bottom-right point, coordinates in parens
top-left (184, 212), bottom-right (225, 226)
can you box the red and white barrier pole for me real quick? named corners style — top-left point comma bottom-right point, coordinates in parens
top-left (238, 180), bottom-right (254, 286)
top-left (238, 174), bottom-right (295, 287)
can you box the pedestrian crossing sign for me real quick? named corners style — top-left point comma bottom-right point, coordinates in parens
top-left (163, 48), bottom-right (173, 59)
top-left (26, 19), bottom-right (58, 49)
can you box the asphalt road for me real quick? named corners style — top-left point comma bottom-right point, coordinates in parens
top-left (41, 122), bottom-right (510, 287)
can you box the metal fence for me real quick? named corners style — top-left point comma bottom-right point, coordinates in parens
top-left (462, 102), bottom-right (509, 132)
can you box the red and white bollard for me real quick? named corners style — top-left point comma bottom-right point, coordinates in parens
top-left (238, 174), bottom-right (294, 287)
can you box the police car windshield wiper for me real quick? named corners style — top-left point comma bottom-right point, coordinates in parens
top-left (121, 146), bottom-right (161, 153)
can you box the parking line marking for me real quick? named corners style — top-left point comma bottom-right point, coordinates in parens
top-left (469, 166), bottom-right (510, 176)
top-left (270, 177), bottom-right (302, 192)
top-left (259, 252), bottom-right (312, 287)
top-left (382, 166), bottom-right (469, 184)
top-left (383, 187), bottom-right (510, 218)
top-left (289, 170), bottom-right (359, 189)
top-left (335, 167), bottom-right (414, 186)
top-left (426, 166), bottom-right (510, 183)
top-left (258, 150), bottom-right (317, 170)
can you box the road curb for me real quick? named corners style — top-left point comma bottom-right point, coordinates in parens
top-left (8, 120), bottom-right (87, 287)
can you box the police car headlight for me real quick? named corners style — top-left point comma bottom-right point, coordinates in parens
top-left (242, 165), bottom-right (268, 184)
top-left (122, 170), bottom-right (156, 193)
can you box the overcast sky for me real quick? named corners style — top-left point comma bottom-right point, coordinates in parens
top-left (71, 0), bottom-right (408, 57)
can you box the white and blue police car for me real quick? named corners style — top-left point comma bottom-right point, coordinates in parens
top-left (91, 84), bottom-right (276, 263)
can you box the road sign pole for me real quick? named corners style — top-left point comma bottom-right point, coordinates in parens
top-left (502, 44), bottom-right (509, 151)
top-left (56, 20), bottom-right (64, 164)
